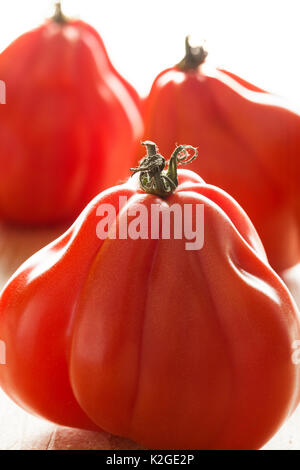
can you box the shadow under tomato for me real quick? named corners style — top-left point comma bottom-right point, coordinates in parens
top-left (25, 426), bottom-right (144, 451)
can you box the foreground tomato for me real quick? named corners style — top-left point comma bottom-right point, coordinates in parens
top-left (0, 3), bottom-right (143, 225)
top-left (141, 38), bottom-right (300, 275)
top-left (0, 142), bottom-right (299, 450)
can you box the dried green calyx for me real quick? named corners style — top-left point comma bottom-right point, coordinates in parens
top-left (52, 2), bottom-right (68, 24)
top-left (131, 141), bottom-right (198, 198)
top-left (177, 36), bottom-right (208, 71)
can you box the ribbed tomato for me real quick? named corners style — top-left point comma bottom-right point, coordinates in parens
top-left (0, 142), bottom-right (299, 449)
top-left (0, 3), bottom-right (143, 225)
top-left (141, 38), bottom-right (300, 276)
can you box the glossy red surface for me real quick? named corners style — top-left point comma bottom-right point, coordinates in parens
top-left (0, 168), bottom-right (299, 449)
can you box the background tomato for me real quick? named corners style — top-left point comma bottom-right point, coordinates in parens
top-left (140, 39), bottom-right (300, 277)
top-left (0, 4), bottom-right (143, 225)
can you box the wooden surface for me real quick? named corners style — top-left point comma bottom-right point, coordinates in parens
top-left (0, 385), bottom-right (299, 450)
top-left (0, 223), bottom-right (299, 450)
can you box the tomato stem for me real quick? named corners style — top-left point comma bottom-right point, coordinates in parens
top-left (177, 36), bottom-right (208, 71)
top-left (52, 2), bottom-right (67, 23)
top-left (131, 141), bottom-right (198, 198)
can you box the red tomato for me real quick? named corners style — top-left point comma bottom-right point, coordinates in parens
top-left (0, 142), bottom-right (299, 449)
top-left (0, 3), bottom-right (143, 225)
top-left (141, 38), bottom-right (300, 275)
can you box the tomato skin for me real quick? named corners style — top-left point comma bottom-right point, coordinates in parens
top-left (0, 15), bottom-right (143, 225)
top-left (0, 167), bottom-right (299, 449)
top-left (141, 63), bottom-right (300, 274)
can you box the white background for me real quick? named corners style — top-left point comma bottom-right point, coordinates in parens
top-left (0, 0), bottom-right (300, 450)
top-left (0, 0), bottom-right (299, 101)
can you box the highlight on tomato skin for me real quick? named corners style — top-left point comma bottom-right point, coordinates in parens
top-left (0, 2), bottom-right (144, 226)
top-left (0, 142), bottom-right (299, 450)
top-left (141, 37), bottom-right (300, 279)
